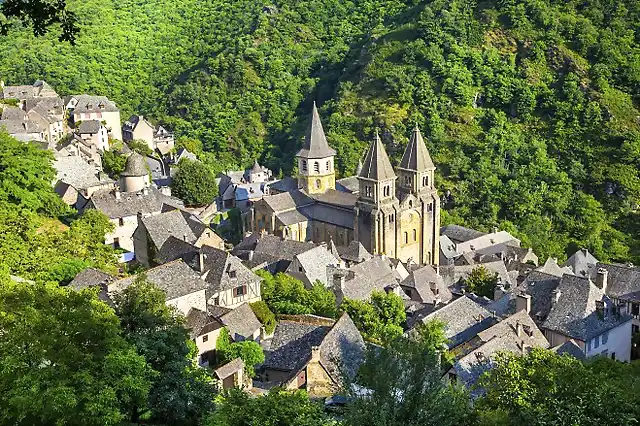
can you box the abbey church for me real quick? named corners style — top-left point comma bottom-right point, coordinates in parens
top-left (248, 104), bottom-right (440, 266)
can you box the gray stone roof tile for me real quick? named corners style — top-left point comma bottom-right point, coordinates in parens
top-left (289, 245), bottom-right (341, 286)
top-left (87, 186), bottom-right (181, 219)
top-left (318, 313), bottom-right (365, 382)
top-left (401, 265), bottom-right (452, 305)
top-left (336, 240), bottom-right (372, 263)
top-left (69, 94), bottom-right (119, 113)
top-left (358, 132), bottom-right (396, 181)
top-left (263, 321), bottom-right (330, 372)
top-left (552, 341), bottom-right (586, 360)
top-left (563, 248), bottom-right (599, 277)
top-left (215, 358), bottom-right (245, 380)
top-left (594, 262), bottom-right (640, 302)
top-left (198, 246), bottom-right (262, 293)
top-left (76, 120), bottom-right (102, 134)
top-left (440, 225), bottom-right (486, 244)
top-left (296, 103), bottom-right (336, 159)
top-left (122, 152), bottom-right (148, 177)
top-left (217, 303), bottom-right (261, 340)
top-left (340, 255), bottom-right (399, 301)
top-left (68, 268), bottom-right (115, 290)
top-left (141, 209), bottom-right (206, 250)
top-left (399, 126), bottom-right (434, 171)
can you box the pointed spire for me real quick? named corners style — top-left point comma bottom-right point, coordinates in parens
top-left (251, 159), bottom-right (262, 173)
top-left (296, 102), bottom-right (336, 159)
top-left (358, 131), bottom-right (396, 181)
top-left (356, 159), bottom-right (363, 175)
top-left (399, 126), bottom-right (434, 171)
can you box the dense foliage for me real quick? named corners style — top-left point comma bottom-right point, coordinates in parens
top-left (114, 278), bottom-right (217, 424)
top-left (1, 0), bottom-right (638, 264)
top-left (215, 328), bottom-right (265, 377)
top-left (340, 291), bottom-right (406, 342)
top-left (250, 300), bottom-right (277, 335)
top-left (172, 159), bottom-right (219, 207)
top-left (0, 132), bottom-right (118, 281)
top-left (463, 266), bottom-right (499, 298)
top-left (0, 277), bottom-right (155, 426)
top-left (258, 271), bottom-right (337, 318)
top-left (477, 348), bottom-right (640, 425)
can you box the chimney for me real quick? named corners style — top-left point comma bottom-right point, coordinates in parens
top-left (142, 187), bottom-right (149, 196)
top-left (248, 250), bottom-right (254, 262)
top-left (199, 251), bottom-right (206, 273)
top-left (115, 190), bottom-right (121, 200)
top-left (581, 248), bottom-right (588, 256)
top-left (596, 268), bottom-right (608, 292)
top-left (183, 234), bottom-right (188, 242)
top-left (516, 322), bottom-right (522, 337)
top-left (516, 293), bottom-right (531, 314)
top-left (434, 265), bottom-right (440, 275)
top-left (136, 211), bottom-right (143, 224)
top-left (310, 346), bottom-right (321, 363)
top-left (552, 289), bottom-right (561, 306)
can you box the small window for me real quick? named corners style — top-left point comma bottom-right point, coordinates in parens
top-left (587, 340), bottom-right (591, 351)
top-left (602, 331), bottom-right (608, 345)
top-left (234, 285), bottom-right (246, 297)
top-left (365, 186), bottom-right (372, 197)
top-left (213, 297), bottom-right (219, 305)
top-left (113, 238), bottom-right (120, 249)
top-left (383, 185), bottom-right (390, 197)
top-left (427, 203), bottom-right (433, 212)
top-left (611, 352), bottom-right (616, 360)
top-left (118, 218), bottom-right (124, 226)
top-left (314, 162), bottom-right (320, 173)
top-left (202, 335), bottom-right (208, 343)
top-left (594, 335), bottom-right (600, 349)
top-left (413, 229), bottom-right (417, 241)
top-left (229, 270), bottom-right (237, 279)
top-left (404, 232), bottom-right (408, 244)
top-left (632, 303), bottom-right (639, 316)
top-left (326, 160), bottom-right (331, 171)
top-left (302, 160), bottom-right (307, 172)
top-left (423, 176), bottom-right (428, 186)
top-left (389, 214), bottom-right (394, 223)
top-left (315, 179), bottom-right (321, 189)
top-left (409, 200), bottom-right (413, 208)
top-left (298, 266), bottom-right (303, 273)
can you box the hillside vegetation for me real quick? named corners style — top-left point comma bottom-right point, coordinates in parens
top-left (0, 0), bottom-right (638, 263)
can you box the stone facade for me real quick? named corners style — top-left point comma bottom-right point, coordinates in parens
top-left (248, 106), bottom-right (440, 266)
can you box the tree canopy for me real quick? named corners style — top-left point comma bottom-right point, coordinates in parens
top-left (171, 159), bottom-right (218, 207)
top-left (340, 290), bottom-right (406, 343)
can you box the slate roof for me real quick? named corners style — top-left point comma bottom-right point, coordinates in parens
top-left (296, 103), bottom-right (336, 159)
top-left (563, 248), bottom-right (599, 278)
top-left (216, 303), bottom-right (262, 340)
top-left (141, 209), bottom-right (206, 249)
top-left (420, 295), bottom-right (496, 348)
top-left (399, 126), bottom-right (434, 171)
top-left (76, 120), bottom-right (102, 134)
top-left (290, 245), bottom-right (341, 286)
top-left (541, 274), bottom-right (632, 341)
top-left (593, 262), bottom-right (640, 302)
top-left (185, 308), bottom-right (221, 339)
top-left (87, 186), bottom-right (181, 219)
top-left (440, 225), bottom-right (486, 244)
top-left (262, 190), bottom-right (313, 213)
top-left (263, 321), bottom-right (331, 372)
top-left (109, 260), bottom-right (207, 301)
top-left (340, 256), bottom-right (399, 301)
top-left (122, 114), bottom-right (152, 132)
top-left (535, 257), bottom-right (573, 277)
top-left (336, 176), bottom-right (360, 194)
top-left (155, 236), bottom-right (199, 264)
top-left (336, 240), bottom-right (372, 263)
top-left (1, 106), bottom-right (27, 120)
top-left (198, 246), bottom-right (262, 293)
top-left (68, 268), bottom-right (115, 290)
top-left (455, 230), bottom-right (519, 254)
top-left (215, 358), bottom-right (245, 380)
top-left (2, 80), bottom-right (57, 99)
top-left (122, 152), bottom-right (148, 177)
top-left (233, 233), bottom-right (317, 270)
top-left (440, 235), bottom-right (459, 260)
top-left (53, 156), bottom-right (112, 190)
top-left (69, 94), bottom-right (119, 113)
top-left (317, 313), bottom-right (365, 382)
top-left (552, 341), bottom-right (586, 360)
top-left (440, 261), bottom-right (514, 288)
top-left (268, 176), bottom-right (298, 193)
top-left (401, 265), bottom-right (452, 305)
top-left (0, 118), bottom-right (43, 134)
top-left (516, 271), bottom-right (561, 322)
top-left (299, 203), bottom-right (355, 229)
top-left (358, 131), bottom-right (396, 181)
top-left (454, 310), bottom-right (549, 390)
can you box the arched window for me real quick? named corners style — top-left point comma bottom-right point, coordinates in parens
top-left (302, 160), bottom-right (307, 172)
top-left (326, 160), bottom-right (331, 171)
top-left (315, 179), bottom-right (322, 189)
top-left (413, 229), bottom-right (417, 241)
top-left (404, 232), bottom-right (408, 244)
top-left (423, 175), bottom-right (428, 186)
top-left (383, 185), bottom-right (390, 197)
top-left (314, 162), bottom-right (320, 173)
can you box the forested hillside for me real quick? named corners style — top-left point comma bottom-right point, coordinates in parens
top-left (1, 0), bottom-right (638, 263)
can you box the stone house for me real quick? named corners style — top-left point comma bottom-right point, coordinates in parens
top-left (82, 153), bottom-right (182, 251)
top-left (261, 313), bottom-right (365, 396)
top-left (122, 115), bottom-right (175, 154)
top-left (66, 94), bottom-right (122, 141)
top-left (133, 208), bottom-right (223, 267)
top-left (75, 120), bottom-right (109, 152)
top-left (1, 80), bottom-right (58, 109)
top-left (400, 264), bottom-right (452, 306)
top-left (214, 358), bottom-right (247, 390)
top-left (232, 233), bottom-right (317, 273)
top-left (53, 155), bottom-right (114, 209)
top-left (109, 260), bottom-right (208, 316)
top-left (286, 244), bottom-right (343, 288)
top-left (192, 246), bottom-right (262, 308)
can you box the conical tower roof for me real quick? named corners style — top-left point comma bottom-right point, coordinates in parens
top-left (251, 159), bottom-right (262, 173)
top-left (355, 159), bottom-right (363, 175)
top-left (121, 152), bottom-right (148, 177)
top-left (399, 126), bottom-right (434, 171)
top-left (296, 102), bottom-right (336, 159)
top-left (358, 131), bottom-right (396, 181)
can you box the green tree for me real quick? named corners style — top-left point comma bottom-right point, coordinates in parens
top-left (477, 348), bottom-right (640, 425)
top-left (216, 328), bottom-right (265, 377)
top-left (307, 281), bottom-right (337, 318)
top-left (204, 388), bottom-right (331, 426)
top-left (463, 266), bottom-right (499, 298)
top-left (345, 326), bottom-right (473, 426)
top-left (126, 140), bottom-right (153, 156)
top-left (250, 300), bottom-right (276, 335)
top-left (172, 159), bottom-right (218, 207)
top-left (0, 0), bottom-right (78, 42)
top-left (340, 291), bottom-right (406, 343)
top-left (114, 277), bottom-right (216, 424)
top-left (102, 149), bottom-right (128, 178)
top-left (0, 276), bottom-right (154, 425)
top-left (257, 271), bottom-right (337, 317)
top-left (0, 132), bottom-right (67, 216)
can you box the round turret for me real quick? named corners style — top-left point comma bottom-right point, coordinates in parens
top-left (120, 152), bottom-right (149, 193)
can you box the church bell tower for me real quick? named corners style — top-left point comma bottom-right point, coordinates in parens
top-left (296, 103), bottom-right (336, 194)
